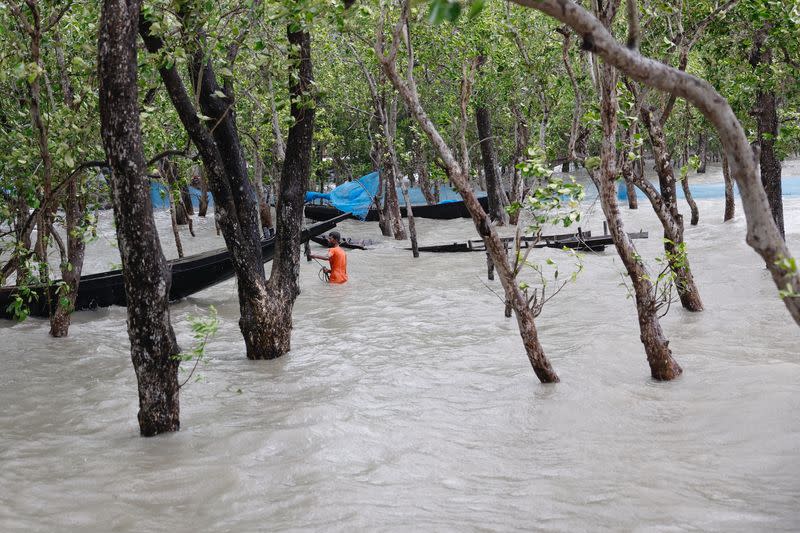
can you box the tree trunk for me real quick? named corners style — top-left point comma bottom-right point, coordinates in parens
top-left (257, 26), bottom-right (316, 358)
top-left (379, 19), bottom-right (559, 382)
top-left (99, 0), bottom-right (180, 436)
top-left (198, 164), bottom-right (209, 217)
top-left (697, 132), bottom-right (707, 173)
top-left (640, 107), bottom-right (703, 312)
top-left (164, 160), bottom-right (189, 226)
top-left (680, 104), bottom-right (700, 226)
top-left (476, 106), bottom-right (508, 225)
top-left (722, 153), bottom-right (735, 221)
top-left (509, 103), bottom-right (528, 225)
top-left (49, 177), bottom-right (86, 337)
top-left (620, 122), bottom-right (639, 210)
top-left (383, 98), bottom-right (407, 240)
top-left (401, 180), bottom-right (419, 257)
top-left (750, 26), bottom-right (784, 238)
top-left (594, 59), bottom-right (681, 380)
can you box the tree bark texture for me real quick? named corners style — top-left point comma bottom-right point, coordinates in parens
top-left (509, 0), bottom-right (800, 325)
top-left (99, 0), bottom-right (180, 436)
top-left (257, 26), bottom-right (316, 359)
top-left (476, 106), bottom-right (509, 225)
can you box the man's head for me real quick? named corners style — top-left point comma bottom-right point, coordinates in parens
top-left (328, 231), bottom-right (341, 245)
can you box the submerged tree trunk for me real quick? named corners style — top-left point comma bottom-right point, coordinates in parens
top-left (594, 56), bottom-right (681, 380)
top-left (141, 11), bottom-right (283, 359)
top-left (258, 26), bottom-right (316, 358)
top-left (509, 102), bottom-right (529, 225)
top-left (99, 0), bottom-right (180, 436)
top-left (681, 104), bottom-right (700, 226)
top-left (378, 10), bottom-right (559, 382)
top-left (198, 165), bottom-right (209, 217)
top-left (640, 107), bottom-right (703, 312)
top-left (49, 177), bottom-right (86, 337)
top-left (750, 26), bottom-right (784, 239)
top-left (722, 153), bottom-right (735, 221)
top-left (697, 132), bottom-right (707, 173)
top-left (476, 106), bottom-right (508, 225)
top-left (384, 98), bottom-right (407, 240)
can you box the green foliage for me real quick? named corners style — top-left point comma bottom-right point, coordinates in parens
top-left (515, 148), bottom-right (585, 234)
top-left (173, 306), bottom-right (220, 387)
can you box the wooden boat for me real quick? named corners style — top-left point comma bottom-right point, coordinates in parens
top-left (415, 228), bottom-right (648, 254)
top-left (304, 196), bottom-right (489, 222)
top-left (0, 214), bottom-right (349, 320)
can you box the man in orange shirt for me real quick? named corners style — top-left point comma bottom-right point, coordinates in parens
top-left (310, 231), bottom-right (348, 284)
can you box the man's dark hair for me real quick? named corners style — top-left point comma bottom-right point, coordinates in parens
top-left (329, 231), bottom-right (341, 243)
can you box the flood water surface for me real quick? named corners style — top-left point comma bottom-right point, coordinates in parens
top-left (1, 176), bottom-right (799, 531)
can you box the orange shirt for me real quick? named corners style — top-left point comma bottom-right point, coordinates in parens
top-left (328, 246), bottom-right (348, 284)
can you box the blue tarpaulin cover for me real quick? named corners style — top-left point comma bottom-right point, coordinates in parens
top-left (305, 171), bottom-right (486, 220)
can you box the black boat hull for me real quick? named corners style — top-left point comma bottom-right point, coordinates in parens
top-left (1, 215), bottom-right (348, 320)
top-left (304, 196), bottom-right (489, 222)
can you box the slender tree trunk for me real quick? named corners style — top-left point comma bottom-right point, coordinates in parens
top-left (681, 104), bottom-right (700, 225)
top-left (410, 128), bottom-right (437, 205)
top-left (509, 103), bottom-right (529, 225)
top-left (49, 178), bottom-right (86, 337)
top-left (251, 139), bottom-right (272, 236)
top-left (697, 132), bottom-right (707, 173)
top-left (750, 26), bottom-right (784, 238)
top-left (722, 153), bottom-right (735, 221)
top-left (99, 0), bottom-right (180, 436)
top-left (258, 26), bottom-right (316, 358)
top-left (198, 164), bottom-right (209, 217)
top-left (476, 106), bottom-right (508, 225)
top-left (620, 122), bottom-right (639, 210)
top-left (378, 12), bottom-right (559, 382)
top-left (401, 180), bottom-right (419, 257)
top-left (382, 97), bottom-right (406, 240)
top-left (640, 107), bottom-right (703, 312)
top-left (595, 58), bottom-right (681, 380)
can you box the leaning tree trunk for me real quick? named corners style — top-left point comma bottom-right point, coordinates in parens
top-left (595, 58), bottom-right (681, 380)
top-left (258, 26), bottom-right (316, 358)
top-left (640, 107), bottom-right (703, 312)
top-left (476, 106), bottom-right (508, 225)
top-left (378, 14), bottom-right (559, 382)
top-left (99, 0), bottom-right (180, 436)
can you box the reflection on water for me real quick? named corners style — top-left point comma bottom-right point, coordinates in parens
top-left (1, 183), bottom-right (799, 531)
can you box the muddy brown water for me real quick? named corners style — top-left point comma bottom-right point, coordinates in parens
top-left (1, 167), bottom-right (799, 531)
